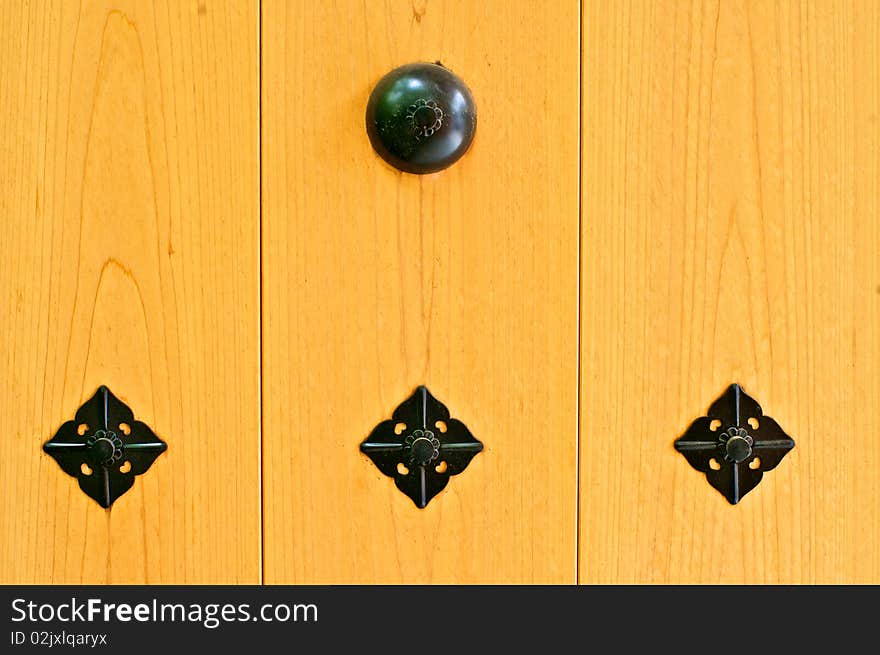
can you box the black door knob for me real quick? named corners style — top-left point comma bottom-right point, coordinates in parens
top-left (365, 62), bottom-right (477, 174)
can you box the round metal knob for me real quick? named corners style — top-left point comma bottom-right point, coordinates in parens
top-left (365, 62), bottom-right (477, 174)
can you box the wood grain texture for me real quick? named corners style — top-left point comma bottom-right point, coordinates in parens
top-left (0, 0), bottom-right (260, 583)
top-left (581, 0), bottom-right (880, 583)
top-left (261, 0), bottom-right (579, 583)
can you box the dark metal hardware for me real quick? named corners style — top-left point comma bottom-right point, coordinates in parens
top-left (360, 386), bottom-right (483, 508)
top-left (43, 386), bottom-right (167, 508)
top-left (674, 384), bottom-right (795, 504)
top-left (365, 62), bottom-right (477, 174)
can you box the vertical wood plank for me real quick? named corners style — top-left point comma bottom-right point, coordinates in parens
top-left (581, 0), bottom-right (880, 583)
top-left (0, 0), bottom-right (260, 583)
top-left (262, 0), bottom-right (579, 583)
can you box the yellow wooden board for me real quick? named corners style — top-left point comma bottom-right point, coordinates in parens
top-left (581, 0), bottom-right (880, 583)
top-left (261, 0), bottom-right (580, 583)
top-left (0, 0), bottom-right (260, 583)
top-left (6, 0), bottom-right (877, 587)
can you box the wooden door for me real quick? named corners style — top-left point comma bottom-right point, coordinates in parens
top-left (5, 0), bottom-right (878, 588)
top-left (581, 0), bottom-right (880, 583)
top-left (0, 0), bottom-right (260, 583)
top-left (260, 0), bottom-right (580, 583)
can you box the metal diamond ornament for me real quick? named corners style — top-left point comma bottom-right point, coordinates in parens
top-left (43, 386), bottom-right (167, 508)
top-left (674, 384), bottom-right (795, 504)
top-left (360, 386), bottom-right (483, 508)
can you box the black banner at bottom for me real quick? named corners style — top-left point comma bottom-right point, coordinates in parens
top-left (0, 585), bottom-right (868, 651)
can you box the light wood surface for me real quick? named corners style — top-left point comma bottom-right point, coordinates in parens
top-left (6, 0), bottom-right (876, 586)
top-left (261, 0), bottom-right (579, 583)
top-left (581, 0), bottom-right (880, 583)
top-left (0, 0), bottom-right (260, 583)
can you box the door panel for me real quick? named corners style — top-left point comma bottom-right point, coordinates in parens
top-left (581, 0), bottom-right (880, 583)
top-left (0, 1), bottom-right (260, 583)
top-left (262, 0), bottom-right (579, 583)
top-left (10, 0), bottom-right (872, 588)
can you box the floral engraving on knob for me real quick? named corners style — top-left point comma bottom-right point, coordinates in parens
top-left (43, 386), bottom-right (167, 508)
top-left (360, 386), bottom-right (483, 508)
top-left (674, 384), bottom-right (795, 504)
top-left (405, 98), bottom-right (444, 140)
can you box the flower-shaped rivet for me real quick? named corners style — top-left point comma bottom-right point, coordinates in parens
top-left (85, 429), bottom-right (124, 465)
top-left (43, 386), bottom-right (167, 508)
top-left (406, 98), bottom-right (444, 139)
top-left (720, 426), bottom-right (753, 463)
top-left (403, 429), bottom-right (441, 465)
top-left (674, 384), bottom-right (795, 504)
top-left (360, 386), bottom-right (483, 508)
